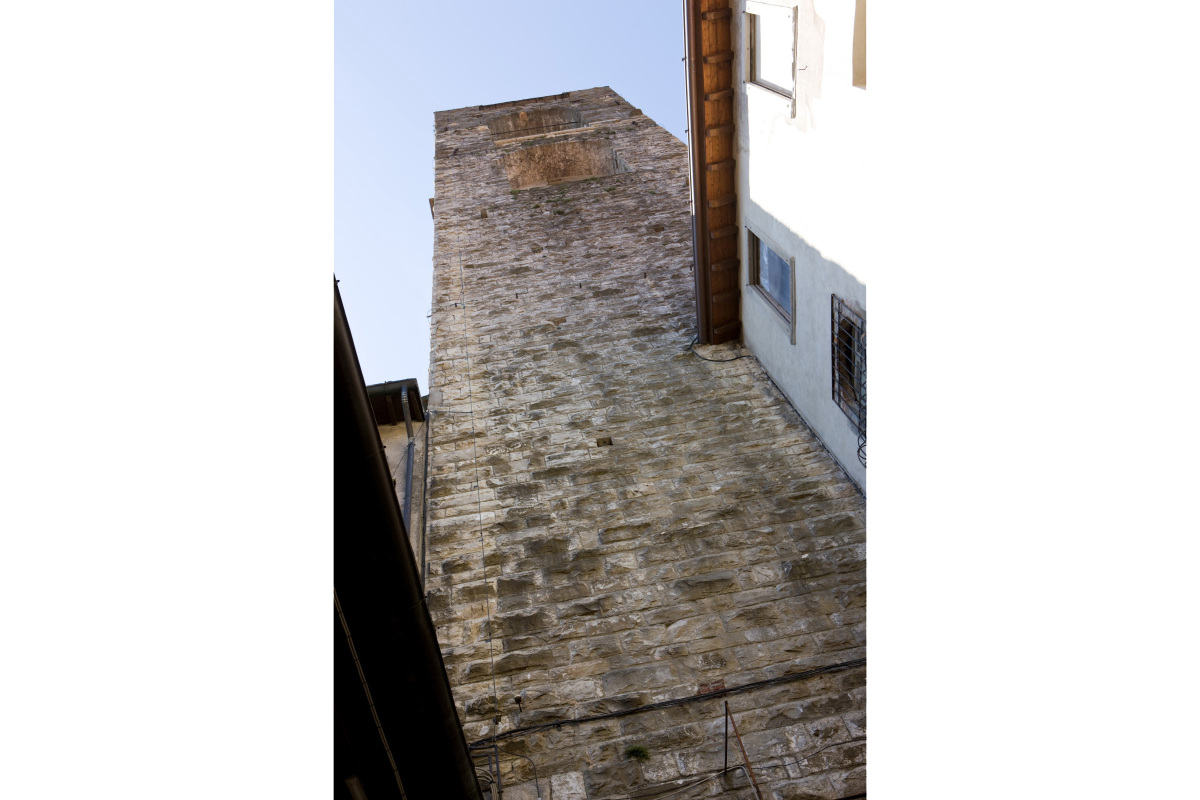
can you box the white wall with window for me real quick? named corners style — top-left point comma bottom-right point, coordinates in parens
top-left (734, 0), bottom-right (870, 490)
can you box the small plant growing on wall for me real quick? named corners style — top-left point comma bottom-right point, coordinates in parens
top-left (624, 744), bottom-right (650, 763)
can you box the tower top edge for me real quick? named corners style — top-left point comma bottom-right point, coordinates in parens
top-left (433, 86), bottom-right (622, 119)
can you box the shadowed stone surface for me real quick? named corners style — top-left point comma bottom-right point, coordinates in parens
top-left (426, 86), bottom-right (865, 800)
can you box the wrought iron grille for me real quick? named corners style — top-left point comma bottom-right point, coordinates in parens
top-left (831, 294), bottom-right (866, 467)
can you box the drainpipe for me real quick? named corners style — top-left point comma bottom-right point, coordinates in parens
top-left (401, 385), bottom-right (415, 531)
top-left (334, 279), bottom-right (483, 800)
top-left (420, 408), bottom-right (431, 591)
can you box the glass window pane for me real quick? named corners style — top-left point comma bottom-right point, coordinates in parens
top-left (757, 238), bottom-right (790, 312)
top-left (753, 14), bottom-right (794, 94)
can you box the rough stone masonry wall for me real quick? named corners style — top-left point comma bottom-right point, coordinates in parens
top-left (425, 87), bottom-right (866, 800)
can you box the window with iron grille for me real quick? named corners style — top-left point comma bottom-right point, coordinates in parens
top-left (831, 295), bottom-right (866, 467)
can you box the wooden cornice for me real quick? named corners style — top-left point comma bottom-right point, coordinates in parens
top-left (684, 0), bottom-right (740, 345)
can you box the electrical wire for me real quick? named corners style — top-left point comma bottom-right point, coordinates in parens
top-left (466, 731), bottom-right (866, 800)
top-left (752, 737), bottom-right (867, 776)
top-left (688, 335), bottom-right (753, 362)
top-left (569, 737), bottom-right (867, 800)
top-left (468, 658), bottom-right (865, 746)
top-left (608, 769), bottom-right (730, 800)
top-left (480, 744), bottom-right (544, 800)
top-left (454, 239), bottom-right (501, 716)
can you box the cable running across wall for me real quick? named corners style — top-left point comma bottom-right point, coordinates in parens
top-left (688, 335), bottom-right (753, 362)
top-left (454, 234), bottom-right (501, 716)
top-left (469, 657), bottom-right (865, 746)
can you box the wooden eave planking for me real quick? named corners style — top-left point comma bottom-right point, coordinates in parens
top-left (688, 0), bottom-right (739, 345)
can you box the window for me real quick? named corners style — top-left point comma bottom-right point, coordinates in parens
top-left (749, 231), bottom-right (792, 321)
top-left (747, 6), bottom-right (796, 98)
top-left (831, 295), bottom-right (866, 467)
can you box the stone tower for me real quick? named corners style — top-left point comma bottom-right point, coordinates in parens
top-left (424, 87), bottom-right (866, 800)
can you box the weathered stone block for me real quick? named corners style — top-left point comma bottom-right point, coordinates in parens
top-left (493, 649), bottom-right (556, 676)
top-left (558, 597), bottom-right (611, 619)
top-left (664, 615), bottom-right (724, 643)
top-left (829, 766), bottom-right (866, 797)
top-left (772, 775), bottom-right (837, 800)
top-left (578, 693), bottom-right (647, 717)
top-left (497, 573), bottom-right (539, 597)
top-left (668, 572), bottom-right (737, 601)
top-left (494, 609), bottom-right (553, 637)
top-left (602, 663), bottom-right (675, 695)
top-left (598, 521), bottom-right (655, 544)
top-left (550, 771), bottom-right (587, 800)
top-left (722, 604), bottom-right (782, 631)
top-left (583, 760), bottom-right (643, 797)
top-left (842, 710), bottom-right (867, 739)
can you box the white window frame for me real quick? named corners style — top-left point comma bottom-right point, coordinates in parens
top-left (745, 2), bottom-right (798, 102)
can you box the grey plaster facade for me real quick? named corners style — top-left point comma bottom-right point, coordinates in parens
top-left (423, 87), bottom-right (866, 800)
top-left (379, 416), bottom-right (426, 560)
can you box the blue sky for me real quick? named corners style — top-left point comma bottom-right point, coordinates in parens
top-left (336, 0), bottom-right (691, 389)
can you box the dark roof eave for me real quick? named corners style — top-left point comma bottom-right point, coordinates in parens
top-left (365, 378), bottom-right (425, 422)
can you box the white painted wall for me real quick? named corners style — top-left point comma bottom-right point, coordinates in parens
top-left (735, 0), bottom-right (870, 489)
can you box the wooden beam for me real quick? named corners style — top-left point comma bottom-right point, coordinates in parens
top-left (714, 289), bottom-right (740, 306)
top-left (704, 88), bottom-right (734, 101)
top-left (706, 159), bottom-right (735, 172)
top-left (705, 124), bottom-right (734, 137)
top-left (685, 0), bottom-right (713, 344)
top-left (707, 195), bottom-right (736, 209)
top-left (714, 320), bottom-right (743, 339)
top-left (710, 225), bottom-right (737, 239)
top-left (703, 51), bottom-right (734, 64)
top-left (702, 8), bottom-right (733, 20)
top-left (711, 258), bottom-right (740, 273)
